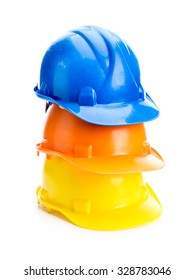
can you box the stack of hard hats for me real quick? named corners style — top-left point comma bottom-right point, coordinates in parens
top-left (34, 26), bottom-right (164, 230)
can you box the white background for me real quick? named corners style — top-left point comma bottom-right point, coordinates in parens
top-left (1, 0), bottom-right (195, 279)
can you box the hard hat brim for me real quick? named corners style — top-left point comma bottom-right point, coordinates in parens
top-left (37, 183), bottom-right (162, 230)
top-left (35, 90), bottom-right (159, 125)
top-left (37, 144), bottom-right (164, 174)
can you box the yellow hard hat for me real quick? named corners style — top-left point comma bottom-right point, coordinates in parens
top-left (37, 104), bottom-right (164, 174)
top-left (37, 156), bottom-right (162, 230)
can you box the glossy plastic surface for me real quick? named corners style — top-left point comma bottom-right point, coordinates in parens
top-left (34, 26), bottom-right (159, 125)
top-left (37, 104), bottom-right (164, 174)
top-left (37, 156), bottom-right (162, 230)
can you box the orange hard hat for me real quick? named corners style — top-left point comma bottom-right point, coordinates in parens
top-left (37, 104), bottom-right (164, 173)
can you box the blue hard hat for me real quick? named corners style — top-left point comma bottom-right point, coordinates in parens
top-left (34, 26), bottom-right (159, 125)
